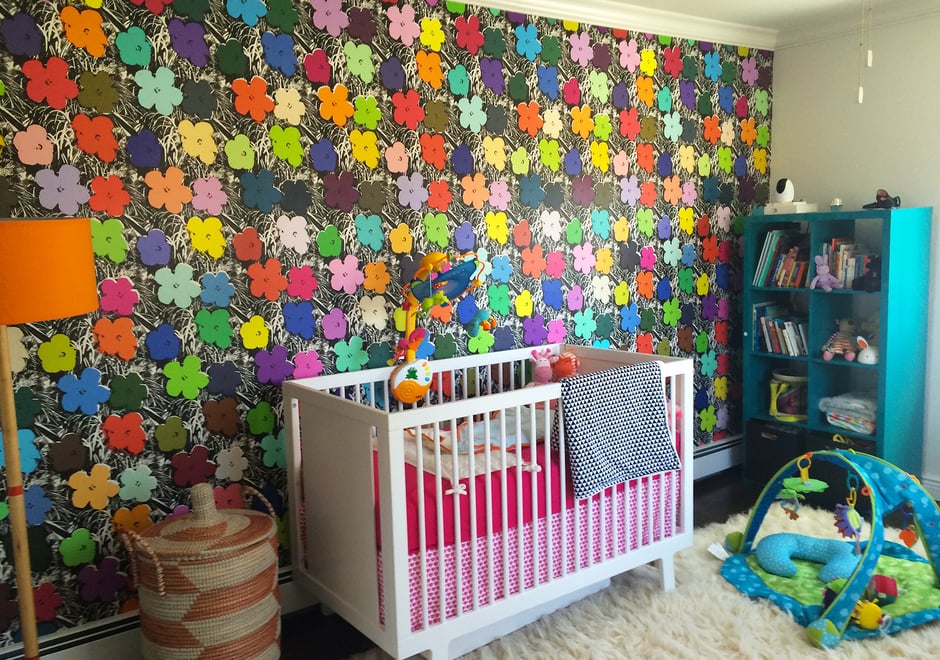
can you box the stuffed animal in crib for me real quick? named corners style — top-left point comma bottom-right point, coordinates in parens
top-left (810, 255), bottom-right (843, 291)
top-left (528, 348), bottom-right (554, 386)
top-left (550, 351), bottom-right (580, 381)
top-left (822, 320), bottom-right (857, 361)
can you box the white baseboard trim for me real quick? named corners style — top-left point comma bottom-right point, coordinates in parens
top-left (920, 474), bottom-right (940, 501)
top-left (693, 435), bottom-right (743, 480)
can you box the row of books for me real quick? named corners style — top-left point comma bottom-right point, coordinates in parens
top-left (753, 230), bottom-right (810, 288)
top-left (822, 237), bottom-right (873, 289)
top-left (752, 301), bottom-right (809, 356)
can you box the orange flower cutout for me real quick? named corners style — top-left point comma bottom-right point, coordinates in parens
top-left (703, 115), bottom-right (721, 145)
top-left (635, 271), bottom-right (654, 299)
top-left (389, 223), bottom-right (413, 254)
top-left (247, 258), bottom-right (288, 301)
top-left (102, 412), bottom-right (146, 455)
top-left (512, 220), bottom-right (532, 248)
top-left (662, 175), bottom-right (682, 206)
top-left (639, 181), bottom-right (657, 207)
top-left (428, 304), bottom-right (453, 324)
top-left (702, 235), bottom-right (720, 263)
top-left (516, 101), bottom-right (543, 138)
top-left (427, 179), bottom-right (452, 212)
top-left (419, 132), bottom-right (447, 171)
top-left (636, 76), bottom-right (654, 107)
top-left (112, 504), bottom-right (154, 535)
top-left (60, 6), bottom-right (107, 58)
top-left (68, 464), bottom-right (120, 510)
top-left (635, 333), bottom-right (655, 354)
top-left (93, 317), bottom-right (138, 361)
top-left (570, 104), bottom-right (595, 140)
top-left (317, 83), bottom-right (355, 127)
top-left (636, 142), bottom-right (654, 173)
top-left (460, 173), bottom-right (489, 210)
top-left (72, 114), bottom-right (119, 163)
top-left (144, 166), bottom-right (192, 213)
top-left (363, 261), bottom-right (391, 294)
top-left (740, 117), bottom-right (757, 146)
top-left (521, 245), bottom-right (547, 278)
top-left (415, 50), bottom-right (443, 89)
top-left (231, 76), bottom-right (275, 123)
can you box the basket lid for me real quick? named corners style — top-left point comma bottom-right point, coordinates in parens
top-left (136, 483), bottom-right (275, 559)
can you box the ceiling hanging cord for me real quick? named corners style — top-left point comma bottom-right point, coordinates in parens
top-left (857, 0), bottom-right (873, 104)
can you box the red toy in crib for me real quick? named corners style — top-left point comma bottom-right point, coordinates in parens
top-left (550, 352), bottom-right (580, 381)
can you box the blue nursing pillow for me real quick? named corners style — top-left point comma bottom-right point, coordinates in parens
top-left (755, 533), bottom-right (860, 583)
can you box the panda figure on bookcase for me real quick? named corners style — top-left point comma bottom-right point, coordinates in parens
top-left (851, 255), bottom-right (881, 292)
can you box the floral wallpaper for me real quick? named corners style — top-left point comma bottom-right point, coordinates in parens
top-left (0, 0), bottom-right (771, 647)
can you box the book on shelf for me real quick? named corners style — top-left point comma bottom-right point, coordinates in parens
top-left (758, 231), bottom-right (809, 287)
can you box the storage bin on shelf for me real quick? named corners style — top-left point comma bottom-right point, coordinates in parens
top-left (122, 482), bottom-right (280, 659)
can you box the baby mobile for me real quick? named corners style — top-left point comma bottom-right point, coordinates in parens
top-left (389, 251), bottom-right (493, 403)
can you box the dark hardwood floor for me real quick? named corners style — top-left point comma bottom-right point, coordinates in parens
top-left (279, 466), bottom-right (762, 659)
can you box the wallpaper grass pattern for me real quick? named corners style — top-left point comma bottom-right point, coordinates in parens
top-left (0, 0), bottom-right (771, 645)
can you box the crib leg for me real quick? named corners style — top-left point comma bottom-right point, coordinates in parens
top-left (656, 554), bottom-right (676, 591)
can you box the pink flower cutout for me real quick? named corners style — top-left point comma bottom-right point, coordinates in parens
top-left (192, 176), bottom-right (227, 215)
top-left (387, 4), bottom-right (420, 47)
top-left (572, 242), bottom-right (596, 275)
top-left (287, 265), bottom-right (318, 299)
top-left (640, 246), bottom-right (657, 270)
top-left (545, 251), bottom-right (566, 278)
top-left (99, 277), bottom-right (140, 316)
top-left (321, 307), bottom-right (348, 340)
top-left (619, 38), bottom-right (640, 72)
top-left (488, 180), bottom-right (510, 210)
top-left (328, 255), bottom-right (365, 294)
top-left (293, 351), bottom-right (324, 379)
top-left (13, 124), bottom-right (54, 166)
top-left (568, 32), bottom-right (593, 67)
top-left (384, 141), bottom-right (409, 174)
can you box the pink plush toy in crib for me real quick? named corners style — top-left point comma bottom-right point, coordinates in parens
top-left (528, 348), bottom-right (554, 386)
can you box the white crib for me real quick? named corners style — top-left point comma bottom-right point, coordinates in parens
top-left (284, 344), bottom-right (693, 659)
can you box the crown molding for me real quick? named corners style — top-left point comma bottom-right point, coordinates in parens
top-left (475, 0), bottom-right (779, 50)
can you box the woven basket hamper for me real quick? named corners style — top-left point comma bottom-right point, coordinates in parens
top-left (125, 483), bottom-right (280, 659)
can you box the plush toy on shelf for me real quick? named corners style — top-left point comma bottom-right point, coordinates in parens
top-left (822, 319), bottom-right (858, 361)
top-left (810, 255), bottom-right (843, 291)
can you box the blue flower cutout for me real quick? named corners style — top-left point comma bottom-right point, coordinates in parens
top-left (137, 229), bottom-right (172, 267)
top-left (309, 138), bottom-right (338, 172)
top-left (24, 485), bottom-right (52, 525)
top-left (240, 169), bottom-right (282, 212)
top-left (261, 31), bottom-right (297, 77)
top-left (657, 278), bottom-right (672, 302)
top-left (282, 301), bottom-right (316, 339)
top-left (716, 263), bottom-right (731, 290)
top-left (207, 361), bottom-right (242, 397)
top-left (492, 326), bottom-right (515, 351)
top-left (657, 152), bottom-right (673, 177)
top-left (147, 323), bottom-right (181, 361)
top-left (456, 296), bottom-right (481, 326)
top-left (454, 221), bottom-right (476, 251)
top-left (612, 81), bottom-right (629, 109)
top-left (0, 429), bottom-right (41, 474)
top-left (490, 255), bottom-right (512, 283)
top-left (620, 303), bottom-right (641, 332)
top-left (126, 129), bottom-right (163, 168)
top-left (703, 51), bottom-right (722, 82)
top-left (451, 144), bottom-right (474, 175)
top-left (200, 272), bottom-right (235, 307)
top-left (734, 154), bottom-right (748, 177)
top-left (541, 279), bottom-right (563, 310)
top-left (681, 244), bottom-right (697, 267)
top-left (591, 339), bottom-right (611, 349)
top-left (415, 334), bottom-right (435, 359)
top-left (227, 0), bottom-right (268, 27)
top-left (718, 85), bottom-right (734, 113)
top-left (537, 65), bottom-right (559, 100)
top-left (564, 148), bottom-right (582, 176)
top-left (657, 215), bottom-right (672, 240)
top-left (58, 368), bottom-right (110, 415)
top-left (380, 57), bottom-right (405, 91)
top-left (702, 176), bottom-right (720, 203)
top-left (518, 174), bottom-right (544, 208)
top-left (514, 24), bottom-right (541, 61)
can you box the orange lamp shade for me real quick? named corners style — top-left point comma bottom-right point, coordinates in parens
top-left (0, 218), bottom-right (99, 325)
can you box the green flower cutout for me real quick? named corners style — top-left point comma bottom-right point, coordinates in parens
top-left (756, 125), bottom-right (771, 148)
top-left (195, 308), bottom-right (233, 349)
top-left (507, 72), bottom-right (529, 103)
top-left (595, 313), bottom-right (614, 339)
top-left (700, 349), bottom-right (718, 377)
top-left (334, 336), bottom-right (369, 373)
top-left (482, 27), bottom-right (506, 58)
top-left (681, 56), bottom-right (697, 81)
top-left (115, 26), bottom-right (152, 67)
top-left (247, 401), bottom-right (276, 435)
top-left (539, 138), bottom-right (560, 172)
top-left (447, 64), bottom-right (470, 97)
top-left (589, 71), bottom-right (610, 104)
top-left (0, 502), bottom-right (7, 520)
top-left (540, 35), bottom-right (561, 65)
top-left (266, 0), bottom-right (299, 32)
top-left (721, 61), bottom-right (736, 84)
top-left (174, 0), bottom-right (212, 21)
top-left (678, 268), bottom-right (695, 293)
top-left (14, 387), bottom-right (40, 428)
top-left (639, 308), bottom-right (656, 332)
top-left (663, 298), bottom-right (681, 327)
top-left (90, 218), bottom-right (128, 264)
top-left (573, 309), bottom-right (596, 340)
top-left (753, 89), bottom-right (769, 117)
top-left (636, 209), bottom-right (655, 237)
top-left (367, 342), bottom-right (394, 369)
top-left (697, 154), bottom-right (712, 177)
top-left (155, 416), bottom-right (188, 452)
top-left (593, 115), bottom-right (612, 141)
top-left (487, 283), bottom-right (510, 316)
top-left (38, 333), bottom-right (78, 374)
top-left (467, 330), bottom-right (494, 355)
top-left (446, 2), bottom-right (467, 13)
top-left (163, 355), bottom-right (209, 400)
top-left (316, 225), bottom-right (343, 258)
top-left (261, 429), bottom-right (286, 469)
top-left (565, 219), bottom-right (583, 245)
top-left (269, 125), bottom-right (303, 167)
top-left (657, 87), bottom-right (673, 113)
top-left (433, 334), bottom-right (457, 359)
top-left (697, 94), bottom-right (713, 116)
top-left (695, 331), bottom-right (710, 354)
top-left (659, 35), bottom-right (672, 46)
top-left (109, 373), bottom-right (148, 411)
top-left (154, 263), bottom-right (202, 308)
top-left (344, 42), bottom-right (375, 84)
top-left (510, 147), bottom-right (530, 175)
top-left (118, 465), bottom-right (157, 503)
top-left (354, 96), bottom-right (382, 130)
top-left (700, 405), bottom-right (718, 433)
top-left (422, 213), bottom-right (449, 248)
top-left (60, 528), bottom-right (97, 567)
top-left (224, 133), bottom-right (256, 170)
top-left (216, 39), bottom-right (248, 79)
top-left (134, 66), bottom-right (182, 116)
top-left (716, 146), bottom-right (733, 174)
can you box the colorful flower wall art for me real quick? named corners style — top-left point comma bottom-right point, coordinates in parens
top-left (0, 0), bottom-right (771, 643)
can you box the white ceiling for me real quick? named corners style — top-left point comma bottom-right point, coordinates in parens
top-left (487, 0), bottom-right (939, 49)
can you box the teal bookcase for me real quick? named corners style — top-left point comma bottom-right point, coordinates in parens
top-left (742, 207), bottom-right (932, 481)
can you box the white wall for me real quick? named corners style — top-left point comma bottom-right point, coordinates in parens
top-left (770, 14), bottom-right (940, 496)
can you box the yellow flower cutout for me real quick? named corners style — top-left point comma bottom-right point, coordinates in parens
top-left (696, 273), bottom-right (710, 296)
top-left (388, 223), bottom-right (413, 254)
top-left (178, 119), bottom-right (217, 165)
top-left (614, 281), bottom-right (631, 306)
top-left (240, 315), bottom-right (270, 350)
top-left (714, 376), bottom-right (728, 401)
top-left (273, 87), bottom-right (306, 125)
top-left (69, 464), bottom-right (120, 510)
top-left (639, 48), bottom-right (658, 76)
top-left (570, 104), bottom-right (594, 140)
top-left (482, 135), bottom-right (507, 171)
top-left (678, 208), bottom-right (695, 235)
top-left (613, 216), bottom-right (630, 242)
top-left (753, 148), bottom-right (768, 174)
top-left (678, 144), bottom-right (696, 173)
top-left (514, 289), bottom-right (534, 318)
top-left (38, 333), bottom-right (79, 373)
top-left (590, 141), bottom-right (610, 173)
top-left (349, 129), bottom-right (380, 168)
top-left (595, 247), bottom-right (613, 275)
top-left (419, 17), bottom-right (446, 52)
top-left (186, 216), bottom-right (226, 259)
top-left (562, 20), bottom-right (579, 31)
top-left (484, 211), bottom-right (509, 245)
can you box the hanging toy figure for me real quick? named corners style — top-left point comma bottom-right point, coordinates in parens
top-left (389, 252), bottom-right (489, 403)
top-left (777, 454), bottom-right (829, 520)
top-left (834, 475), bottom-right (865, 555)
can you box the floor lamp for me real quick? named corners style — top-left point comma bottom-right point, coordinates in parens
top-left (0, 218), bottom-right (99, 660)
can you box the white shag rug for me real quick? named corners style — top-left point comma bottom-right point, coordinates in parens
top-left (352, 506), bottom-right (940, 659)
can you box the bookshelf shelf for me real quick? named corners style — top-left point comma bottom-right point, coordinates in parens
top-left (741, 207), bottom-right (931, 483)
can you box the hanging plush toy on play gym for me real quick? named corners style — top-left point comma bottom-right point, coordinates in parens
top-left (389, 251), bottom-right (492, 403)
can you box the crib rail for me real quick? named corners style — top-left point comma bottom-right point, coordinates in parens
top-left (284, 344), bottom-right (693, 659)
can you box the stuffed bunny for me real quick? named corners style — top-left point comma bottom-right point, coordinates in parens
top-left (856, 336), bottom-right (878, 365)
top-left (810, 255), bottom-right (843, 292)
